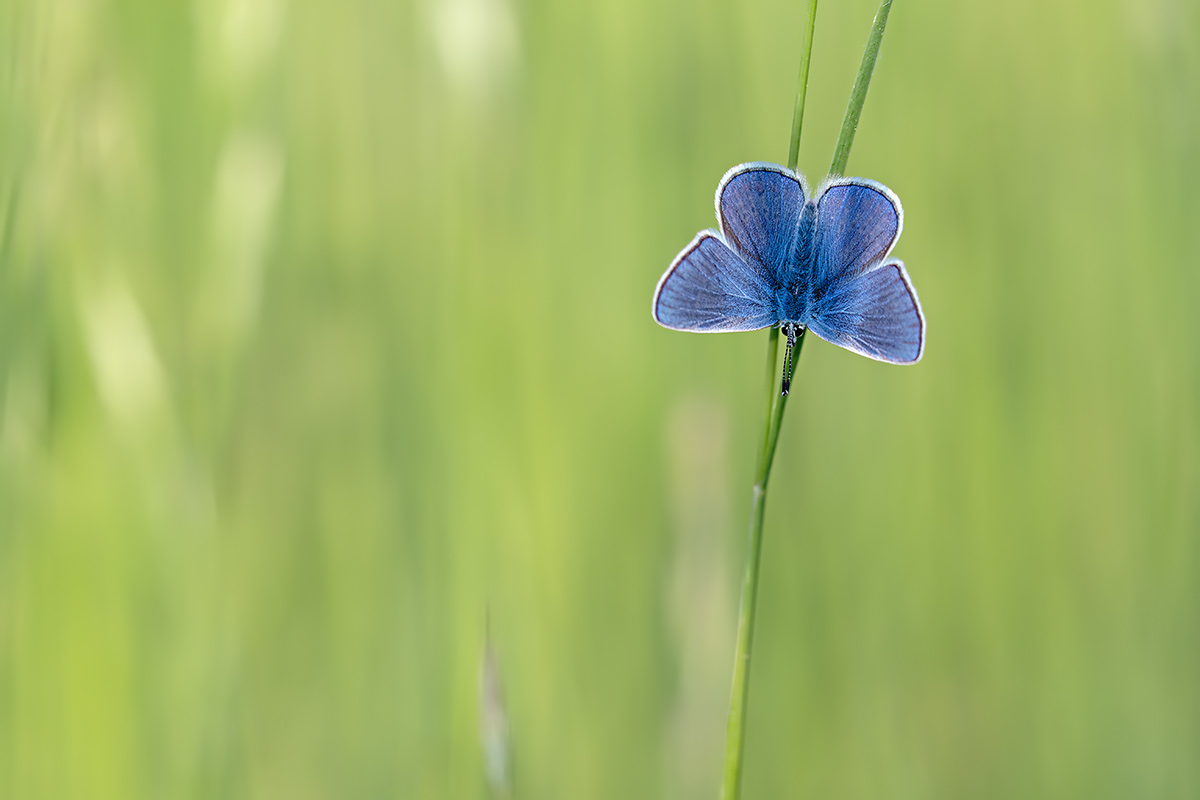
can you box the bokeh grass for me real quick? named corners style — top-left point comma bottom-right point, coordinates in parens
top-left (1, 0), bottom-right (1198, 798)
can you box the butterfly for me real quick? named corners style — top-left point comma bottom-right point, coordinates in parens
top-left (652, 162), bottom-right (925, 392)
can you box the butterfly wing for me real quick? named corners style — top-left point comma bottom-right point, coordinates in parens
top-left (717, 163), bottom-right (808, 286)
top-left (653, 231), bottom-right (778, 332)
top-left (807, 260), bottom-right (925, 363)
top-left (812, 178), bottom-right (902, 288)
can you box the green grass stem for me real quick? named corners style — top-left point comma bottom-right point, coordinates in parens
top-left (722, 1), bottom-right (895, 795)
top-left (787, 0), bottom-right (820, 172)
top-left (829, 0), bottom-right (893, 177)
top-left (722, 327), bottom-right (807, 800)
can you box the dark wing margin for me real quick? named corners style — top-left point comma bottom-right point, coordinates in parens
top-left (652, 231), bottom-right (777, 332)
top-left (716, 162), bottom-right (807, 286)
top-left (806, 260), bottom-right (925, 364)
top-left (813, 178), bottom-right (902, 287)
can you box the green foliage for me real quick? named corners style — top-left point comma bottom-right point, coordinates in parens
top-left (0, 0), bottom-right (1198, 798)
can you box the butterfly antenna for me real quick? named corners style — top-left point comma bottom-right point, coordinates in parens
top-left (781, 323), bottom-right (798, 396)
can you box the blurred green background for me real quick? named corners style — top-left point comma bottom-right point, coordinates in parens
top-left (1, 0), bottom-right (1198, 797)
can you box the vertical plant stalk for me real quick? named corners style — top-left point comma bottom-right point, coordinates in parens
top-left (829, 0), bottom-right (893, 177)
top-left (721, 3), bottom-right (817, 797)
top-left (721, 328), bottom-right (804, 800)
top-left (723, 1), bottom-right (893, 797)
top-left (786, 0), bottom-right (820, 172)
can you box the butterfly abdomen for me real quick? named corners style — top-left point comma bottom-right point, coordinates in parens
top-left (775, 200), bottom-right (818, 325)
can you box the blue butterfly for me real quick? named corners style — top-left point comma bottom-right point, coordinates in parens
top-left (653, 162), bottom-right (925, 390)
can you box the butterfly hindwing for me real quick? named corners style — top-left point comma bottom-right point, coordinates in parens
top-left (717, 163), bottom-right (807, 286)
top-left (653, 231), bottom-right (777, 332)
top-left (806, 260), bottom-right (924, 364)
top-left (813, 179), bottom-right (902, 288)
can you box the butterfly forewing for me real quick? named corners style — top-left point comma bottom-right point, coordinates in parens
top-left (813, 180), bottom-right (902, 289)
top-left (717, 163), bottom-right (807, 287)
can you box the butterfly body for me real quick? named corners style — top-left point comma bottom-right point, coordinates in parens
top-left (653, 162), bottom-right (925, 364)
